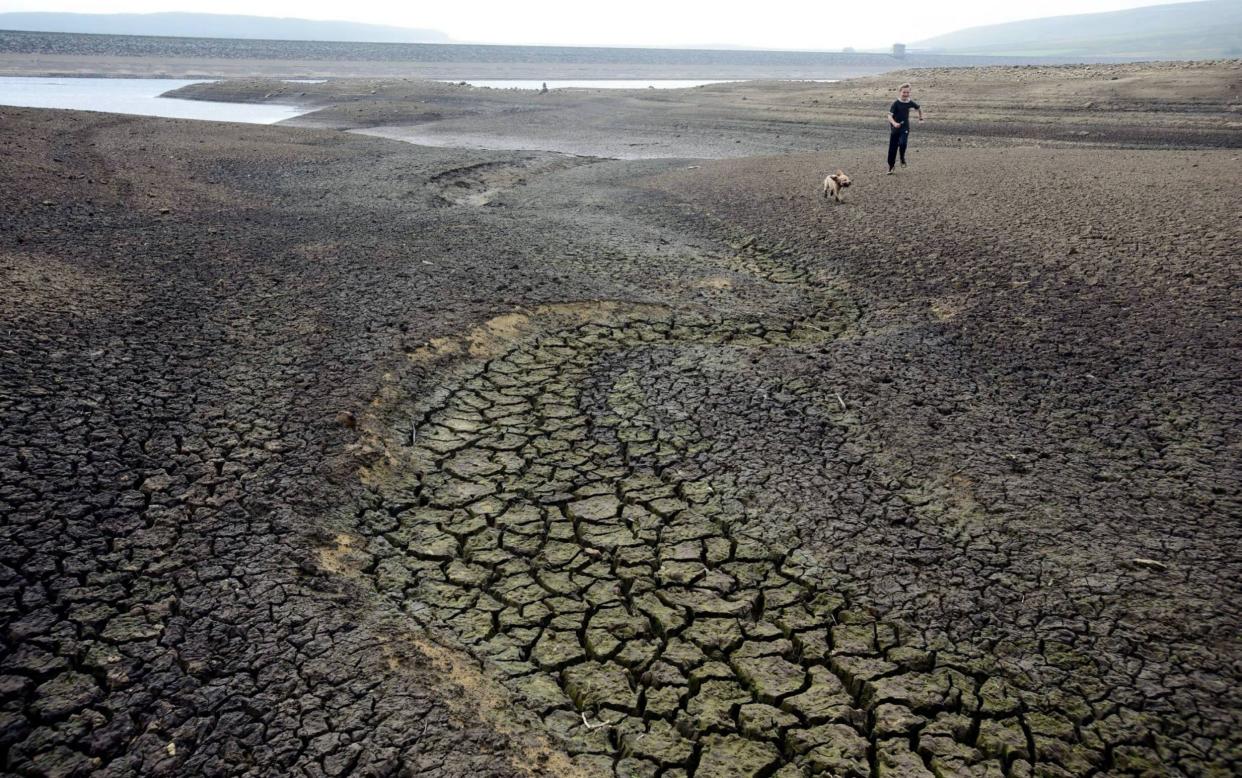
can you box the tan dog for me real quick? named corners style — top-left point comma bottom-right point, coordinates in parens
top-left (822, 170), bottom-right (851, 203)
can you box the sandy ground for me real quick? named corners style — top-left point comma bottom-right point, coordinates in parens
top-left (0, 61), bottom-right (1240, 777)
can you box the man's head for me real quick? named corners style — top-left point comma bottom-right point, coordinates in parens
top-left (899, 83), bottom-right (912, 101)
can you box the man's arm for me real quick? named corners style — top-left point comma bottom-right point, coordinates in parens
top-left (917, 107), bottom-right (924, 122)
top-left (888, 111), bottom-right (901, 128)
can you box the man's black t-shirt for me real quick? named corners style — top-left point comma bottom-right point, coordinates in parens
top-left (889, 99), bottom-right (920, 128)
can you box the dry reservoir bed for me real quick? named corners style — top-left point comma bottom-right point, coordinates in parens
top-left (0, 62), bottom-right (1240, 778)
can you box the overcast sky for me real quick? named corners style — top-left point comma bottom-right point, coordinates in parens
top-left (1, 0), bottom-right (1192, 48)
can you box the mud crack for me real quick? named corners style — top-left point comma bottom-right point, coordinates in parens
top-left (330, 244), bottom-right (1170, 777)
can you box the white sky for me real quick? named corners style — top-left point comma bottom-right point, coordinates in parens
top-left (0, 0), bottom-right (1192, 49)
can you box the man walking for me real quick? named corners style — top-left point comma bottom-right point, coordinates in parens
top-left (887, 83), bottom-right (923, 174)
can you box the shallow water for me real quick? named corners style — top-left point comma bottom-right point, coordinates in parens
top-left (0, 77), bottom-right (311, 123)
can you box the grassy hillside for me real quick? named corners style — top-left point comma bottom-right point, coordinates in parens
top-left (915, 0), bottom-right (1242, 58)
top-left (0, 12), bottom-right (450, 44)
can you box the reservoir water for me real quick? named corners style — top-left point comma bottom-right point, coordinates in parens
top-left (0, 77), bottom-right (311, 123)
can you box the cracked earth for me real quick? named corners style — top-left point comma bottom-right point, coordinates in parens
top-left (2, 62), bottom-right (1241, 778)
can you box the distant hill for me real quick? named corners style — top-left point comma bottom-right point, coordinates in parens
top-left (914, 0), bottom-right (1242, 59)
top-left (0, 12), bottom-right (451, 44)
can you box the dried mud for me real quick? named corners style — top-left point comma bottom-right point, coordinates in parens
top-left (1, 62), bottom-right (1241, 778)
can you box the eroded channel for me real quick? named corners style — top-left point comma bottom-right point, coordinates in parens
top-left (310, 148), bottom-right (1180, 775)
top-left (321, 245), bottom-right (1118, 778)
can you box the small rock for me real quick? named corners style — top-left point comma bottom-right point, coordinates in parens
top-left (335, 411), bottom-right (356, 429)
top-left (1130, 558), bottom-right (1168, 572)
